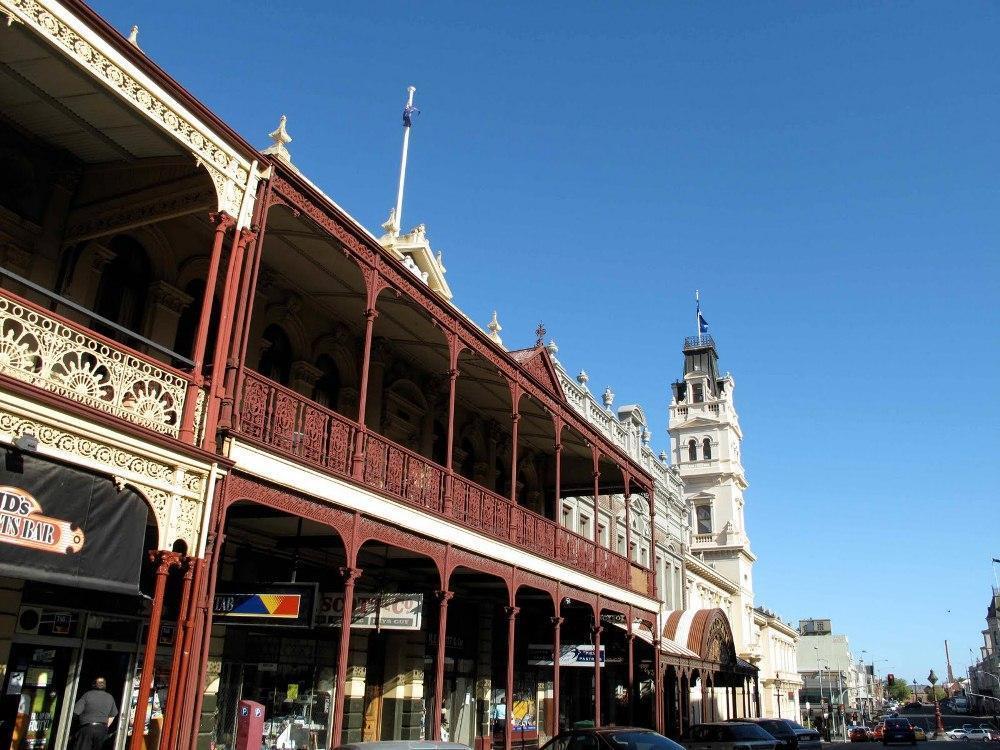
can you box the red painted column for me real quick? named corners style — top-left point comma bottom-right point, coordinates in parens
top-left (332, 567), bottom-right (362, 745)
top-left (591, 448), bottom-right (600, 546)
top-left (443, 338), bottom-right (460, 513)
top-left (432, 590), bottom-right (454, 739)
top-left (652, 643), bottom-right (663, 734)
top-left (129, 552), bottom-right (179, 750)
top-left (624, 487), bottom-right (632, 562)
top-left (550, 614), bottom-right (563, 737)
top-left (201, 227), bottom-right (255, 450)
top-left (647, 486), bottom-right (657, 596)
top-left (509, 382), bottom-right (521, 504)
top-left (179, 212), bottom-right (233, 443)
top-left (505, 606), bottom-right (519, 750)
top-left (159, 559), bottom-right (194, 750)
top-left (627, 632), bottom-right (636, 725)
top-left (593, 619), bottom-right (603, 726)
top-left (352, 304), bottom-right (379, 479)
top-left (171, 558), bottom-right (204, 750)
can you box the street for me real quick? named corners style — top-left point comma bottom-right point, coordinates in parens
top-left (825, 745), bottom-right (993, 749)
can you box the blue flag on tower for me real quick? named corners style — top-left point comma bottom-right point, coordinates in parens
top-left (696, 297), bottom-right (709, 334)
top-left (403, 103), bottom-right (420, 127)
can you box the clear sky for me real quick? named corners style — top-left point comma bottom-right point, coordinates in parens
top-left (93, 1), bottom-right (999, 683)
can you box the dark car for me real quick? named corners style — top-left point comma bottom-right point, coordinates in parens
top-left (684, 722), bottom-right (778, 750)
top-left (726, 719), bottom-right (822, 750)
top-left (541, 727), bottom-right (685, 750)
top-left (882, 718), bottom-right (915, 746)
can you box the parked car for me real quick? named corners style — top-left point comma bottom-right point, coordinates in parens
top-left (849, 726), bottom-right (871, 742)
top-left (911, 726), bottom-right (926, 742)
top-left (945, 729), bottom-right (968, 741)
top-left (873, 724), bottom-right (886, 742)
top-left (988, 729), bottom-right (1000, 742)
top-left (726, 719), bottom-right (822, 750)
top-left (684, 722), bottom-right (778, 750)
top-left (540, 728), bottom-right (685, 750)
top-left (882, 718), bottom-right (915, 746)
top-left (966, 729), bottom-right (991, 741)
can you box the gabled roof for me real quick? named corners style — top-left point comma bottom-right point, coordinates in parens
top-left (509, 346), bottom-right (566, 404)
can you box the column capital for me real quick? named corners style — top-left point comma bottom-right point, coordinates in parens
top-left (550, 616), bottom-right (565, 627)
top-left (435, 590), bottom-right (455, 603)
top-left (364, 307), bottom-right (380, 323)
top-left (148, 550), bottom-right (183, 574)
top-left (592, 624), bottom-right (604, 636)
top-left (208, 211), bottom-right (236, 232)
top-left (504, 605), bottom-right (520, 620)
top-left (339, 566), bottom-right (363, 584)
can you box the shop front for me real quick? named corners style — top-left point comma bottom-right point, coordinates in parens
top-left (0, 449), bottom-right (182, 750)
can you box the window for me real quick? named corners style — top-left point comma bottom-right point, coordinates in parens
top-left (617, 534), bottom-right (625, 555)
top-left (696, 505), bottom-right (712, 534)
top-left (703, 437), bottom-right (712, 460)
top-left (580, 514), bottom-right (592, 538)
top-left (258, 324), bottom-right (293, 385)
top-left (692, 383), bottom-right (704, 403)
top-left (687, 439), bottom-right (697, 461)
top-left (598, 523), bottom-right (607, 547)
top-left (313, 354), bottom-right (341, 409)
top-left (94, 236), bottom-right (152, 337)
top-left (562, 505), bottom-right (573, 527)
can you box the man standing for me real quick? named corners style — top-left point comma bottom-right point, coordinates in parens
top-left (73, 677), bottom-right (118, 750)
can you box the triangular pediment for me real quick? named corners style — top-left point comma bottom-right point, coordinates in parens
top-left (680, 416), bottom-right (717, 428)
top-left (509, 346), bottom-right (566, 404)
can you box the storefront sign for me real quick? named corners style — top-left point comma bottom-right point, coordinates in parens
top-left (526, 644), bottom-right (612, 667)
top-left (0, 487), bottom-right (84, 554)
top-left (0, 453), bottom-right (148, 595)
top-left (213, 583), bottom-right (317, 628)
top-left (316, 592), bottom-right (422, 630)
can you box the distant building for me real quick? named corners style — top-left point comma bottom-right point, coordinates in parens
top-left (969, 588), bottom-right (1000, 713)
top-left (797, 619), bottom-right (875, 722)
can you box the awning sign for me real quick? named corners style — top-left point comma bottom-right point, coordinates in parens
top-left (527, 644), bottom-right (610, 667)
top-left (317, 593), bottom-right (422, 630)
top-left (213, 583), bottom-right (317, 628)
top-left (0, 487), bottom-right (84, 554)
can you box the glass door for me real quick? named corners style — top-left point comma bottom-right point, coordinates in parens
top-left (1, 644), bottom-right (73, 750)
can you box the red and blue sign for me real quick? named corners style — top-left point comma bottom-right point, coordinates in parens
top-left (213, 583), bottom-right (317, 628)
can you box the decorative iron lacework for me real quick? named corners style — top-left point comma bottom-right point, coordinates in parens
top-left (0, 292), bottom-right (198, 437)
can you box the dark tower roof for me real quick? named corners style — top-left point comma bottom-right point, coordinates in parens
top-left (672, 335), bottom-right (722, 402)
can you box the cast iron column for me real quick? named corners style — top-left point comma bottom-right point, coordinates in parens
top-left (551, 615), bottom-right (564, 736)
top-left (509, 383), bottom-right (521, 504)
top-left (160, 558), bottom-right (194, 750)
top-left (505, 606), bottom-right (520, 750)
top-left (593, 620), bottom-right (603, 726)
top-left (352, 304), bottom-right (379, 478)
top-left (432, 591), bottom-right (454, 739)
top-left (627, 632), bottom-right (636, 724)
top-left (129, 551), bottom-right (179, 750)
top-left (332, 567), bottom-right (362, 744)
top-left (179, 212), bottom-right (233, 443)
top-left (443, 357), bottom-right (459, 513)
top-left (591, 449), bottom-right (600, 546)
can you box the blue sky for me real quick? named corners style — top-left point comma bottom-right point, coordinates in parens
top-left (95, 1), bottom-right (999, 682)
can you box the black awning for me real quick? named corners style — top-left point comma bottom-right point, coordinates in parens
top-left (0, 450), bottom-right (148, 595)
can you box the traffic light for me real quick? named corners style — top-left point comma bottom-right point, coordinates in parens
top-left (888, 673), bottom-right (895, 686)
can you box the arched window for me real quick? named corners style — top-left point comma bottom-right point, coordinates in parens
top-left (692, 383), bottom-right (704, 403)
top-left (173, 278), bottom-right (220, 364)
top-left (696, 505), bottom-right (712, 534)
top-left (703, 438), bottom-right (712, 460)
top-left (687, 439), bottom-right (697, 461)
top-left (258, 324), bottom-right (293, 385)
top-left (313, 354), bottom-right (341, 410)
top-left (94, 236), bottom-right (152, 337)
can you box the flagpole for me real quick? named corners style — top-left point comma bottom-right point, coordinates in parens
top-left (393, 85), bottom-right (416, 236)
top-left (695, 289), bottom-right (700, 344)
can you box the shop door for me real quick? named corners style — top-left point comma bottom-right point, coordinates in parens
top-left (0, 644), bottom-right (73, 750)
top-left (361, 635), bottom-right (385, 742)
top-left (76, 650), bottom-right (132, 750)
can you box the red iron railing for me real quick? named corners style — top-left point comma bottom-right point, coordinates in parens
top-left (236, 372), bottom-right (639, 592)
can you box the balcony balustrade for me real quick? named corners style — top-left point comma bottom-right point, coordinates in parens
top-left (0, 287), bottom-right (201, 439)
top-left (236, 370), bottom-right (649, 594)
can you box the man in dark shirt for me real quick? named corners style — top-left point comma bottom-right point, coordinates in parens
top-left (73, 677), bottom-right (117, 750)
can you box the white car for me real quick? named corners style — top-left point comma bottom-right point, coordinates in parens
top-left (946, 728), bottom-right (968, 740)
top-left (964, 728), bottom-right (990, 741)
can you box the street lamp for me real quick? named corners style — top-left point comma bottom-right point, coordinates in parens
top-left (912, 679), bottom-right (919, 705)
top-left (928, 670), bottom-right (944, 736)
top-left (775, 672), bottom-right (783, 719)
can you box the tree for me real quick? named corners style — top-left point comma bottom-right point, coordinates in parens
top-left (926, 686), bottom-right (947, 701)
top-left (887, 679), bottom-right (912, 702)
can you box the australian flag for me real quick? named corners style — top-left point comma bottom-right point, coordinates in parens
top-left (697, 302), bottom-right (709, 334)
top-left (403, 103), bottom-right (420, 128)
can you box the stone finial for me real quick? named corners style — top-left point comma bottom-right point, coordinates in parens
top-left (546, 339), bottom-right (558, 356)
top-left (577, 370), bottom-right (589, 387)
top-left (487, 310), bottom-right (503, 346)
top-left (381, 207), bottom-right (399, 237)
top-left (659, 450), bottom-right (668, 463)
top-left (642, 428), bottom-right (651, 446)
top-left (263, 114), bottom-right (293, 164)
top-left (127, 25), bottom-right (140, 48)
top-left (602, 386), bottom-right (614, 411)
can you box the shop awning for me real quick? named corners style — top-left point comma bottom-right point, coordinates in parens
top-left (611, 620), bottom-right (701, 659)
top-left (0, 450), bottom-right (149, 595)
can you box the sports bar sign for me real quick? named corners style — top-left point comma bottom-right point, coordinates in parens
top-left (0, 486), bottom-right (84, 554)
top-left (316, 592), bottom-right (423, 630)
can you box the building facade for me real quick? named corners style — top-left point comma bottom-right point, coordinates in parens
top-left (0, 4), bottom-right (814, 750)
top-left (969, 588), bottom-right (1000, 714)
top-left (796, 619), bottom-right (872, 724)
